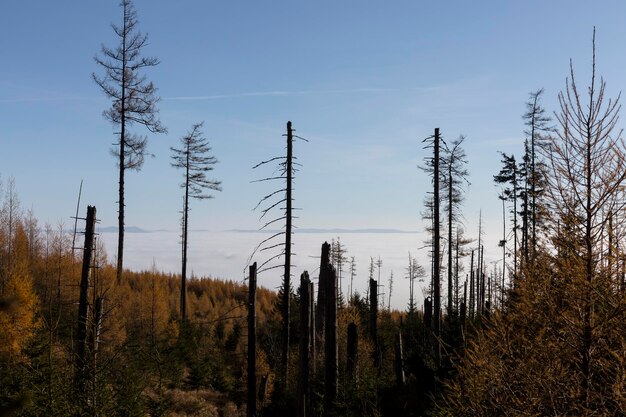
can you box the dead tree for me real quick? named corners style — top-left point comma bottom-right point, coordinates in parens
top-left (424, 296), bottom-right (432, 329)
top-left (71, 179), bottom-right (83, 262)
top-left (369, 278), bottom-right (379, 368)
top-left (480, 245), bottom-right (485, 315)
top-left (316, 242), bottom-right (330, 340)
top-left (324, 263), bottom-right (338, 414)
top-left (394, 332), bottom-right (405, 387)
top-left (460, 288), bottom-right (466, 342)
top-left (93, 0), bottom-right (166, 283)
top-left (422, 128), bottom-right (442, 365)
top-left (75, 205), bottom-right (96, 384)
top-left (477, 213), bottom-right (483, 314)
top-left (251, 121), bottom-right (306, 390)
top-left (247, 263), bottom-right (257, 417)
top-left (171, 122), bottom-right (221, 322)
top-left (469, 249), bottom-right (475, 318)
top-left (298, 272), bottom-right (312, 417)
top-left (309, 280), bottom-right (315, 377)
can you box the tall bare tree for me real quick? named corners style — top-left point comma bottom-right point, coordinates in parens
top-left (250, 121), bottom-right (306, 390)
top-left (171, 122), bottom-right (221, 322)
top-left (93, 0), bottom-right (166, 283)
top-left (422, 128), bottom-right (442, 365)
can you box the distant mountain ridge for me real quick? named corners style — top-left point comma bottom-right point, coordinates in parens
top-left (229, 228), bottom-right (419, 234)
top-left (99, 226), bottom-right (151, 233)
top-left (99, 227), bottom-right (420, 234)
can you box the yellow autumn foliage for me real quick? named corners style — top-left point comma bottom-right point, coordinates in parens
top-left (0, 259), bottom-right (39, 360)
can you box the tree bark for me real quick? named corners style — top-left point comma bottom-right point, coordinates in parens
top-left (247, 263), bottom-right (257, 417)
top-left (75, 205), bottom-right (96, 384)
top-left (282, 121), bottom-right (293, 390)
top-left (433, 128), bottom-right (441, 366)
top-left (298, 272), bottom-right (311, 417)
top-left (324, 264), bottom-right (338, 415)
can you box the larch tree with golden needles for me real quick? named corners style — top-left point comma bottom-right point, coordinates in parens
top-left (439, 29), bottom-right (626, 416)
top-left (93, 0), bottom-right (166, 284)
top-left (545, 28), bottom-right (626, 409)
top-left (0, 223), bottom-right (39, 361)
top-left (171, 122), bottom-right (221, 322)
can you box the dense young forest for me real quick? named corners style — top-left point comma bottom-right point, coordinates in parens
top-left (3, 0), bottom-right (626, 416)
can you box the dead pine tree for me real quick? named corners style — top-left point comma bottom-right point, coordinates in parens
top-left (298, 271), bottom-right (312, 417)
top-left (309, 280), bottom-right (316, 380)
top-left (387, 271), bottom-right (394, 311)
top-left (480, 244), bottom-right (485, 316)
top-left (348, 256), bottom-right (356, 302)
top-left (469, 249), bottom-right (475, 318)
top-left (316, 243), bottom-right (330, 340)
top-left (171, 122), bottom-right (221, 322)
top-left (424, 296), bottom-right (432, 330)
top-left (70, 179), bottom-right (83, 262)
top-left (250, 121), bottom-right (307, 391)
top-left (369, 278), bottom-right (379, 368)
top-left (454, 228), bottom-right (472, 312)
top-left (75, 206), bottom-right (96, 390)
top-left (93, 0), bottom-right (166, 283)
top-left (324, 263), bottom-right (338, 415)
top-left (421, 127), bottom-right (442, 366)
top-left (394, 332), bottom-right (405, 387)
top-left (248, 263), bottom-right (257, 417)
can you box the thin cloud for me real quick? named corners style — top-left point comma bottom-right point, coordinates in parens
top-left (164, 87), bottom-right (398, 101)
top-left (163, 86), bottom-right (441, 101)
top-left (0, 95), bottom-right (98, 104)
top-left (0, 86), bottom-right (442, 104)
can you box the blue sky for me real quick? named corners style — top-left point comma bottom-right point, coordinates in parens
top-left (2, 1), bottom-right (626, 267)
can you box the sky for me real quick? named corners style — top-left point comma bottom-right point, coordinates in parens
top-left (2, 1), bottom-right (626, 287)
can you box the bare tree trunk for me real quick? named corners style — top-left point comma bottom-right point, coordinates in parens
top-left (75, 206), bottom-right (96, 384)
top-left (460, 282), bottom-right (467, 342)
top-left (71, 180), bottom-right (83, 262)
top-left (433, 128), bottom-right (442, 366)
top-left (502, 195), bottom-right (506, 307)
top-left (247, 263), bottom-right (257, 417)
top-left (394, 332), bottom-right (405, 387)
top-left (282, 121), bottom-right (293, 389)
top-left (469, 250), bottom-right (475, 318)
top-left (324, 264), bottom-right (338, 415)
top-left (298, 272), bottom-right (311, 417)
top-left (369, 278), bottom-right (379, 368)
top-left (316, 243), bottom-right (330, 343)
top-left (424, 296), bottom-right (432, 329)
top-left (480, 245), bottom-right (485, 315)
top-left (309, 281), bottom-right (316, 380)
top-left (181, 142), bottom-right (190, 322)
top-left (454, 234), bottom-right (460, 312)
top-left (447, 162), bottom-right (453, 317)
